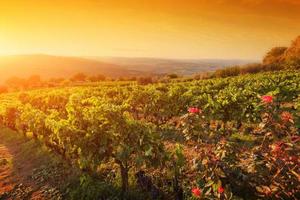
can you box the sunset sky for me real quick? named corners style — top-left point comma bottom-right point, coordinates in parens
top-left (0, 0), bottom-right (300, 60)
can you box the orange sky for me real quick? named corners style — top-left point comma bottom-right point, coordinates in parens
top-left (0, 0), bottom-right (300, 60)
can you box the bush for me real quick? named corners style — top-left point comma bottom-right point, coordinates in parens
top-left (88, 74), bottom-right (106, 82)
top-left (137, 77), bottom-right (153, 85)
top-left (263, 47), bottom-right (287, 65)
top-left (214, 66), bottom-right (241, 78)
top-left (240, 63), bottom-right (263, 74)
top-left (5, 76), bottom-right (26, 89)
top-left (194, 72), bottom-right (212, 80)
top-left (167, 74), bottom-right (179, 79)
top-left (0, 85), bottom-right (8, 94)
top-left (70, 73), bottom-right (87, 82)
top-left (284, 58), bottom-right (300, 70)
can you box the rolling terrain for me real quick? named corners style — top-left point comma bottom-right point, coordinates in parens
top-left (89, 57), bottom-right (255, 75)
top-left (0, 54), bottom-right (255, 82)
top-left (0, 55), bottom-right (139, 82)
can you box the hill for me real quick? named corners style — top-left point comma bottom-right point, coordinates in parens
top-left (0, 55), bottom-right (139, 82)
top-left (0, 55), bottom-right (254, 82)
top-left (89, 57), bottom-right (255, 75)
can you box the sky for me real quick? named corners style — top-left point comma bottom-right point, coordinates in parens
top-left (0, 0), bottom-right (300, 60)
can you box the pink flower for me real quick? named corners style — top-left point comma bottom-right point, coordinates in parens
top-left (261, 95), bottom-right (273, 104)
top-left (218, 186), bottom-right (224, 193)
top-left (281, 111), bottom-right (293, 123)
top-left (192, 187), bottom-right (201, 197)
top-left (188, 107), bottom-right (201, 114)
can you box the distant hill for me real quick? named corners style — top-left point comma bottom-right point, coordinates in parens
top-left (89, 57), bottom-right (256, 75)
top-left (0, 55), bottom-right (140, 82)
top-left (0, 54), bottom-right (255, 83)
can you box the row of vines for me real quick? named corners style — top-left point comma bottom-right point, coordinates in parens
top-left (0, 70), bottom-right (299, 199)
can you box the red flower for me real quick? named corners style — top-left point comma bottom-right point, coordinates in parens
top-left (192, 187), bottom-right (201, 197)
top-left (218, 186), bottom-right (224, 193)
top-left (261, 95), bottom-right (273, 104)
top-left (188, 107), bottom-right (201, 114)
top-left (280, 111), bottom-right (293, 123)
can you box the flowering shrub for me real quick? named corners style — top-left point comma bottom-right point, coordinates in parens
top-left (184, 139), bottom-right (235, 199)
top-left (180, 94), bottom-right (299, 199)
top-left (257, 94), bottom-right (298, 138)
top-left (252, 137), bottom-right (300, 198)
top-left (179, 107), bottom-right (210, 141)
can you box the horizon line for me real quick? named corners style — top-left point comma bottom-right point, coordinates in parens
top-left (0, 53), bottom-right (260, 62)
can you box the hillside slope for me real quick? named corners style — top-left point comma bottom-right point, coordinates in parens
top-left (90, 57), bottom-right (255, 75)
top-left (0, 55), bottom-right (139, 82)
top-left (0, 55), bottom-right (255, 83)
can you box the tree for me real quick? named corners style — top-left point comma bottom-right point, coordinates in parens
top-left (48, 77), bottom-right (66, 86)
top-left (283, 35), bottom-right (300, 60)
top-left (88, 74), bottom-right (106, 82)
top-left (137, 77), bottom-right (153, 85)
top-left (240, 63), bottom-right (263, 74)
top-left (5, 76), bottom-right (26, 89)
top-left (282, 36), bottom-right (300, 69)
top-left (118, 77), bottom-right (125, 81)
top-left (263, 47), bottom-right (287, 66)
top-left (70, 73), bottom-right (87, 82)
top-left (128, 76), bottom-right (137, 81)
top-left (27, 75), bottom-right (42, 87)
top-left (167, 74), bottom-right (179, 79)
top-left (0, 85), bottom-right (8, 94)
top-left (194, 72), bottom-right (212, 80)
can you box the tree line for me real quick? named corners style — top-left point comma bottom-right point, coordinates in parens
top-left (200, 35), bottom-right (300, 79)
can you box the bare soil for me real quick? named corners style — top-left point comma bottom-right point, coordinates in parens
top-left (0, 129), bottom-right (76, 200)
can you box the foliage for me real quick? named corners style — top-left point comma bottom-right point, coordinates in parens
top-left (137, 77), bottom-right (153, 85)
top-left (0, 70), bottom-right (299, 199)
top-left (70, 73), bottom-right (87, 82)
top-left (263, 47), bottom-right (287, 65)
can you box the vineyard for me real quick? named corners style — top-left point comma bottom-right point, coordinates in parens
top-left (0, 70), bottom-right (299, 199)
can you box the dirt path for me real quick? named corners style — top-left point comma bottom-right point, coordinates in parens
top-left (0, 129), bottom-right (65, 200)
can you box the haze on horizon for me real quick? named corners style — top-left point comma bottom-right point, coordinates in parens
top-left (1, 0), bottom-right (300, 60)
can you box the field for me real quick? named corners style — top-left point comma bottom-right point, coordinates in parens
top-left (0, 70), bottom-right (299, 199)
